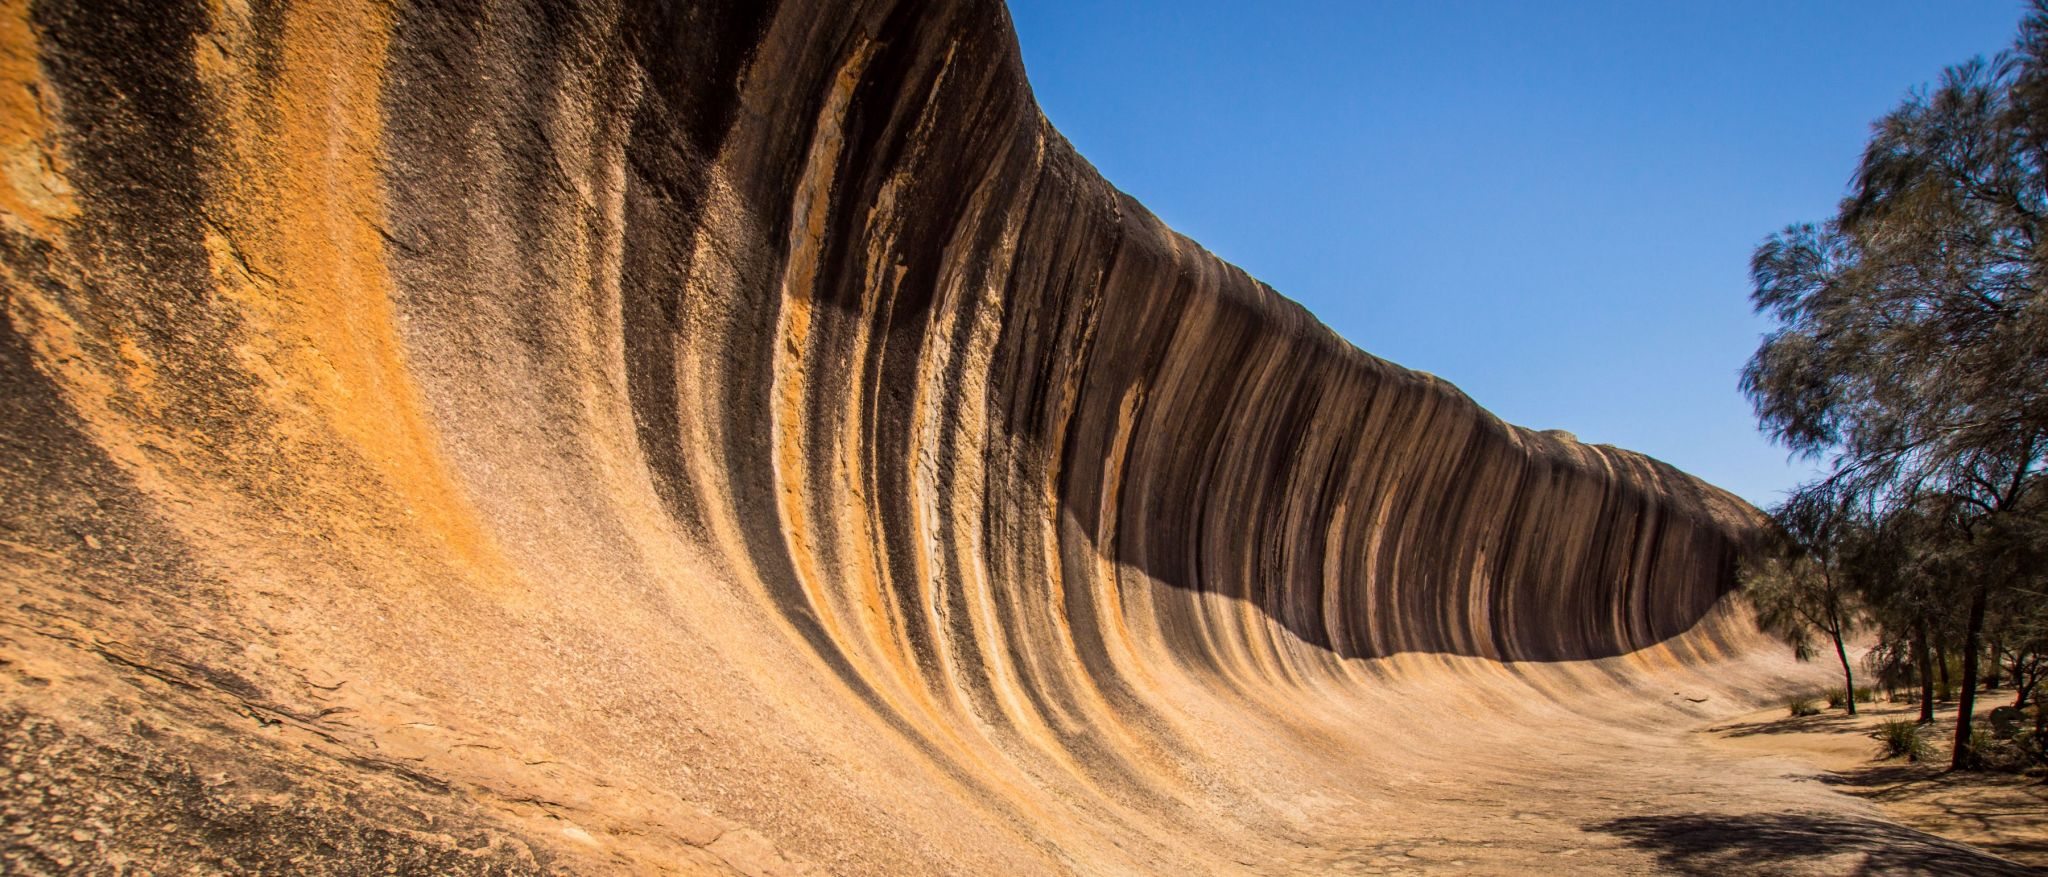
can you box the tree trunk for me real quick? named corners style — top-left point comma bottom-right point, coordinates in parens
top-left (1915, 620), bottom-right (1936, 724)
top-left (1986, 639), bottom-right (2002, 690)
top-left (2016, 652), bottom-right (2039, 710)
top-left (1832, 632), bottom-right (1858, 716)
top-left (1937, 641), bottom-right (1951, 698)
top-left (1952, 581), bottom-right (1990, 771)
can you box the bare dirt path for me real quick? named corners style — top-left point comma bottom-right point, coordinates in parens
top-left (1697, 696), bottom-right (2048, 873)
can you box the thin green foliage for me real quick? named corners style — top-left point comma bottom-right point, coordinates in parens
top-left (1875, 718), bottom-right (1933, 762)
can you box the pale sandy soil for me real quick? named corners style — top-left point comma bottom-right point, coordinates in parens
top-left (1702, 695), bottom-right (2048, 872)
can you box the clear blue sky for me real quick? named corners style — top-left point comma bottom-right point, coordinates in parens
top-left (1007, 1), bottom-right (2026, 507)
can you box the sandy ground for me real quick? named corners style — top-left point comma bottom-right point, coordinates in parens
top-left (1702, 694), bottom-right (2048, 872)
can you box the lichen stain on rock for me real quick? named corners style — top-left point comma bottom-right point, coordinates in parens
top-left (189, 0), bottom-right (501, 577)
top-left (0, 0), bottom-right (75, 237)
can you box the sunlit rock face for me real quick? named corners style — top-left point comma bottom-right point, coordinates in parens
top-left (1, 1), bottom-right (1783, 873)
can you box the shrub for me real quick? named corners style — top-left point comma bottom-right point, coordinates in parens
top-left (1973, 726), bottom-right (1997, 754)
top-left (1966, 732), bottom-right (2048, 773)
top-left (1854, 686), bottom-right (1877, 703)
top-left (1959, 727), bottom-right (2003, 771)
top-left (1874, 719), bottom-right (1932, 762)
top-left (1989, 706), bottom-right (2024, 740)
top-left (1787, 696), bottom-right (1821, 717)
top-left (1825, 688), bottom-right (1850, 709)
top-left (2014, 729), bottom-right (2048, 771)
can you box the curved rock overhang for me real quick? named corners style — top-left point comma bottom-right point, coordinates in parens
top-left (0, 0), bottom-right (1784, 873)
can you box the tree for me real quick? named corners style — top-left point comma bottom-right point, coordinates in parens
top-left (1743, 2), bottom-right (2048, 769)
top-left (1845, 499), bottom-right (1946, 723)
top-left (1743, 492), bottom-right (1865, 714)
top-left (1989, 490), bottom-right (2048, 708)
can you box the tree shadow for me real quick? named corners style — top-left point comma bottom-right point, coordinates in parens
top-left (1588, 811), bottom-right (2040, 876)
top-left (1812, 763), bottom-right (1941, 792)
top-left (1707, 713), bottom-right (1862, 738)
top-left (1813, 763), bottom-right (2048, 860)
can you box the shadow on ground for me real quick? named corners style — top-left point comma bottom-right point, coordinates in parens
top-left (1706, 714), bottom-right (1863, 738)
top-left (1815, 763), bottom-right (1992, 802)
top-left (1813, 764), bottom-right (2048, 862)
top-left (1588, 811), bottom-right (2040, 876)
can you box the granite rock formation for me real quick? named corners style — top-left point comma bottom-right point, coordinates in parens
top-left (0, 1), bottom-right (1832, 873)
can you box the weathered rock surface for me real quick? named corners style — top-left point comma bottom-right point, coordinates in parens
top-left (0, 0), bottom-right (1938, 874)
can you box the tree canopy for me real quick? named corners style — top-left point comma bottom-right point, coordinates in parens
top-left (1743, 1), bottom-right (2048, 769)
